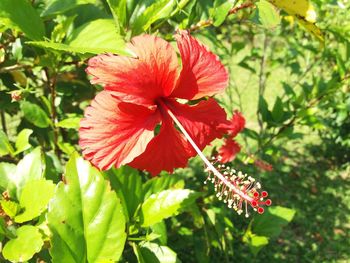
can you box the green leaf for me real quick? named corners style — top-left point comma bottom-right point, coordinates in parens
top-left (131, 0), bottom-right (177, 35)
top-left (336, 54), bottom-right (347, 79)
top-left (258, 96), bottom-right (271, 123)
top-left (256, 0), bottom-right (281, 28)
top-left (252, 206), bottom-right (296, 238)
top-left (105, 166), bottom-right (142, 222)
top-left (105, 0), bottom-right (127, 32)
top-left (0, 217), bottom-right (6, 238)
top-left (151, 221), bottom-right (167, 245)
top-left (15, 179), bottom-right (56, 223)
top-left (140, 189), bottom-right (200, 227)
top-left (213, 0), bottom-right (235, 27)
top-left (0, 162), bottom-right (16, 192)
top-left (47, 154), bottom-right (126, 263)
top-left (2, 225), bottom-right (44, 262)
top-left (56, 117), bottom-right (81, 129)
top-left (28, 19), bottom-right (132, 56)
top-left (12, 147), bottom-right (45, 199)
top-left (21, 101), bottom-right (52, 128)
top-left (243, 232), bottom-right (269, 256)
top-left (272, 96), bottom-right (284, 123)
top-left (136, 242), bottom-right (180, 263)
top-left (42, 0), bottom-right (95, 16)
top-left (142, 173), bottom-right (185, 201)
top-left (0, 200), bottom-right (20, 218)
top-left (0, 130), bottom-right (15, 157)
top-left (0, 0), bottom-right (45, 40)
top-left (15, 129), bottom-right (33, 155)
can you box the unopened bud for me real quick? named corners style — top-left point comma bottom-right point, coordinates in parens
top-left (11, 90), bottom-right (22, 102)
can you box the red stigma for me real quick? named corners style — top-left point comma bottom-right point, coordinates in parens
top-left (251, 200), bottom-right (258, 207)
top-left (204, 157), bottom-right (272, 217)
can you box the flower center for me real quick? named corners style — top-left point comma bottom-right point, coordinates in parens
top-left (158, 99), bottom-right (271, 217)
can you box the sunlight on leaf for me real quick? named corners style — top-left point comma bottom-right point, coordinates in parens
top-left (48, 154), bottom-right (126, 262)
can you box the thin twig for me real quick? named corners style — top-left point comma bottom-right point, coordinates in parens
top-left (0, 64), bottom-right (31, 74)
top-left (44, 68), bottom-right (59, 156)
top-left (189, 2), bottom-right (255, 32)
top-left (257, 92), bottom-right (329, 152)
top-left (0, 110), bottom-right (7, 135)
top-left (257, 34), bottom-right (269, 137)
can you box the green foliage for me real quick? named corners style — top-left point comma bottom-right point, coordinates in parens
top-left (140, 189), bottom-right (200, 227)
top-left (0, 0), bottom-right (349, 262)
top-left (2, 225), bottom-right (44, 262)
top-left (0, 130), bottom-right (15, 157)
top-left (243, 206), bottom-right (295, 255)
top-left (29, 19), bottom-right (131, 56)
top-left (20, 101), bottom-right (52, 128)
top-left (15, 179), bottom-right (55, 223)
top-left (48, 154), bottom-right (127, 262)
top-left (255, 0), bottom-right (281, 28)
top-left (0, 0), bottom-right (45, 40)
top-left (133, 242), bottom-right (180, 263)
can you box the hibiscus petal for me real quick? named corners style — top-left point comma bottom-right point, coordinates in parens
top-left (218, 139), bottom-right (241, 163)
top-left (86, 35), bottom-right (178, 106)
top-left (79, 91), bottom-right (160, 170)
top-left (128, 116), bottom-right (193, 176)
top-left (167, 98), bottom-right (228, 150)
top-left (218, 110), bottom-right (245, 137)
top-left (171, 30), bottom-right (229, 100)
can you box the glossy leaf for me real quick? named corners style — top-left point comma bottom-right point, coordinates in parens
top-left (28, 19), bottom-right (131, 56)
top-left (131, 0), bottom-right (177, 35)
top-left (0, 200), bottom-right (20, 218)
top-left (0, 162), bottom-right (16, 192)
top-left (14, 128), bottom-right (33, 154)
top-left (0, 0), bottom-right (45, 40)
top-left (15, 179), bottom-right (56, 223)
top-left (105, 166), bottom-right (142, 222)
top-left (12, 147), bottom-right (45, 199)
top-left (105, 0), bottom-right (127, 32)
top-left (20, 101), bottom-right (52, 128)
top-left (56, 117), bottom-right (81, 129)
top-left (47, 154), bottom-right (126, 263)
top-left (213, 0), bottom-right (235, 27)
top-left (42, 0), bottom-right (95, 16)
top-left (66, 19), bottom-right (129, 54)
top-left (142, 173), bottom-right (185, 200)
top-left (140, 189), bottom-right (200, 227)
top-left (2, 225), bottom-right (44, 262)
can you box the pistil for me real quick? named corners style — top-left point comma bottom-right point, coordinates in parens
top-left (159, 100), bottom-right (271, 216)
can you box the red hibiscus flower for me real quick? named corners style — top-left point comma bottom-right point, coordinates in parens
top-left (80, 31), bottom-right (228, 175)
top-left (218, 111), bottom-right (245, 163)
top-left (79, 31), bottom-right (271, 216)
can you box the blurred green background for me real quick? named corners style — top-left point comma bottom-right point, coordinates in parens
top-left (0, 0), bottom-right (349, 262)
